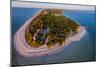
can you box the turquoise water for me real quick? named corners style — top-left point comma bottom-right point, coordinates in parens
top-left (11, 8), bottom-right (96, 65)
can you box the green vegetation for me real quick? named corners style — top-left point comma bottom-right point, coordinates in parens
top-left (25, 9), bottom-right (80, 48)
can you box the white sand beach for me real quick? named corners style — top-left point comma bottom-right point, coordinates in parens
top-left (14, 10), bottom-right (86, 57)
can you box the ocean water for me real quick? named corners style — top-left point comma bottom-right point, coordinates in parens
top-left (11, 7), bottom-right (96, 65)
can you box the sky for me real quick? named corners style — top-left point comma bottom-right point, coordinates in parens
top-left (12, 1), bottom-right (95, 11)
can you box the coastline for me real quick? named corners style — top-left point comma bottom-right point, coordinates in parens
top-left (14, 10), bottom-right (87, 57)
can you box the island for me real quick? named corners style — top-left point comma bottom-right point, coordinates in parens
top-left (14, 9), bottom-right (86, 57)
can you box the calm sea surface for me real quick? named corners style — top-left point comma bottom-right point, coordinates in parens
top-left (11, 8), bottom-right (96, 65)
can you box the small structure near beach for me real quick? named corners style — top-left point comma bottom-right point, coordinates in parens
top-left (14, 9), bottom-right (86, 57)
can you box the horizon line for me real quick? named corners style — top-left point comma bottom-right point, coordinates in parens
top-left (12, 1), bottom-right (95, 11)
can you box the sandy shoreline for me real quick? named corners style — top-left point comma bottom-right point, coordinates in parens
top-left (14, 10), bottom-right (86, 57)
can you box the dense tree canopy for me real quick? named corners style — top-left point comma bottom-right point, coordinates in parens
top-left (25, 9), bottom-right (80, 48)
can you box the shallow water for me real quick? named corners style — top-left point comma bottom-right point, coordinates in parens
top-left (11, 8), bottom-right (96, 65)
